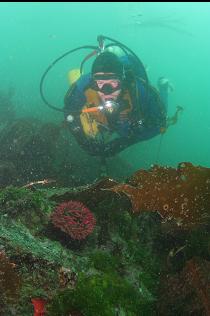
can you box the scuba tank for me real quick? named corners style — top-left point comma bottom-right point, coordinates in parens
top-left (68, 68), bottom-right (81, 85)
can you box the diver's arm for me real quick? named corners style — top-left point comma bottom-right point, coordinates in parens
top-left (65, 108), bottom-right (103, 156)
top-left (64, 73), bottom-right (92, 117)
top-left (64, 75), bottom-right (104, 155)
top-left (135, 83), bottom-right (167, 138)
top-left (100, 86), bottom-right (167, 158)
top-left (68, 123), bottom-right (105, 156)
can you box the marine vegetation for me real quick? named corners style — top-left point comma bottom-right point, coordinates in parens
top-left (0, 162), bottom-right (210, 315)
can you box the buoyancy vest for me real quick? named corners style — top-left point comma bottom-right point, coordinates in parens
top-left (79, 88), bottom-right (134, 138)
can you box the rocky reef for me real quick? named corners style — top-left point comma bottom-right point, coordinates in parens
top-left (0, 161), bottom-right (210, 315)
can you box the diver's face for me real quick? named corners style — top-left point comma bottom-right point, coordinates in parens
top-left (93, 72), bottom-right (122, 101)
top-left (98, 88), bottom-right (121, 101)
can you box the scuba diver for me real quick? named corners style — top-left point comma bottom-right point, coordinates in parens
top-left (64, 43), bottom-right (168, 157)
top-left (40, 35), bottom-right (176, 160)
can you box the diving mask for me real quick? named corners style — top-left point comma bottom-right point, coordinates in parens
top-left (92, 75), bottom-right (122, 95)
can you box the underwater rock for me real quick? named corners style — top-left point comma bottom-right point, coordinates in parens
top-left (50, 162), bottom-right (210, 232)
top-left (158, 257), bottom-right (210, 315)
top-left (0, 117), bottom-right (132, 187)
top-left (0, 250), bottom-right (21, 306)
top-left (108, 162), bottom-right (210, 229)
top-left (0, 160), bottom-right (18, 187)
top-left (0, 162), bottom-right (210, 315)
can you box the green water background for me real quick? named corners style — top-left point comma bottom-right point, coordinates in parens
top-left (1, 2), bottom-right (210, 171)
